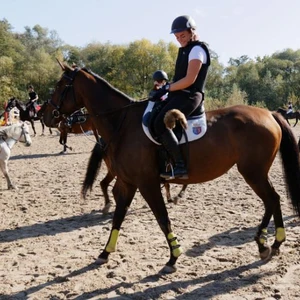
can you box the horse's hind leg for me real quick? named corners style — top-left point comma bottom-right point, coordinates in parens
top-left (100, 170), bottom-right (115, 214)
top-left (96, 179), bottom-right (137, 265)
top-left (239, 168), bottom-right (285, 260)
top-left (40, 119), bottom-right (45, 135)
top-left (165, 184), bottom-right (188, 204)
top-left (164, 183), bottom-right (172, 203)
top-left (172, 184), bottom-right (188, 204)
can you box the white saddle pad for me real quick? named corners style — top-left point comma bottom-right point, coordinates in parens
top-left (142, 101), bottom-right (207, 145)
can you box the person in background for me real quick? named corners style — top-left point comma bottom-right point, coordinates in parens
top-left (287, 101), bottom-right (293, 114)
top-left (149, 70), bottom-right (169, 98)
top-left (150, 15), bottom-right (211, 180)
top-left (26, 85), bottom-right (39, 117)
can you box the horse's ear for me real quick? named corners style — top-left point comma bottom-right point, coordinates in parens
top-left (56, 58), bottom-right (65, 71)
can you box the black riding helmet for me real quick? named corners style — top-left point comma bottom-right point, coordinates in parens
top-left (170, 15), bottom-right (196, 34)
top-left (152, 70), bottom-right (168, 81)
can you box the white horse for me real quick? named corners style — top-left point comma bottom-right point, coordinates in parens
top-left (0, 122), bottom-right (32, 189)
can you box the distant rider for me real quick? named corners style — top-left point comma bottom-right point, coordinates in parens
top-left (26, 85), bottom-right (39, 117)
top-left (287, 101), bottom-right (293, 114)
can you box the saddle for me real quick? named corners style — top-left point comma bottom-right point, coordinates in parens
top-left (142, 100), bottom-right (207, 174)
top-left (142, 101), bottom-right (207, 145)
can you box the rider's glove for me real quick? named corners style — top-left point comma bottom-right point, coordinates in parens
top-left (150, 83), bottom-right (170, 102)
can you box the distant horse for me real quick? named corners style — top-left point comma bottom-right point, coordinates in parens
top-left (277, 108), bottom-right (300, 127)
top-left (0, 122), bottom-right (32, 189)
top-left (57, 110), bottom-right (100, 153)
top-left (5, 97), bottom-right (52, 136)
top-left (42, 62), bottom-right (300, 273)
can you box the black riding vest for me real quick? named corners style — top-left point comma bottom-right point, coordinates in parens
top-left (173, 41), bottom-right (211, 93)
top-left (29, 91), bottom-right (37, 101)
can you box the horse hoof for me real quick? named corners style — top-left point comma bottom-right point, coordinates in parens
top-left (95, 257), bottom-right (108, 265)
top-left (8, 185), bottom-right (17, 190)
top-left (172, 196), bottom-right (179, 205)
top-left (260, 246), bottom-right (272, 260)
top-left (102, 203), bottom-right (112, 215)
top-left (271, 247), bottom-right (280, 256)
top-left (159, 264), bottom-right (177, 274)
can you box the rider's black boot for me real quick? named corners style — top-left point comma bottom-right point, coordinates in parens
top-left (159, 130), bottom-right (188, 180)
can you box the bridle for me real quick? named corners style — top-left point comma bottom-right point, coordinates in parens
top-left (1, 124), bottom-right (30, 149)
top-left (49, 67), bottom-right (81, 118)
top-left (48, 67), bottom-right (145, 152)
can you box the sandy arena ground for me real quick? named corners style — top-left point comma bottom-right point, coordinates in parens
top-left (0, 121), bottom-right (300, 300)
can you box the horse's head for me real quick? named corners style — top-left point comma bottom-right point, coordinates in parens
top-left (9, 122), bottom-right (32, 146)
top-left (5, 97), bottom-right (16, 112)
top-left (42, 60), bottom-right (83, 127)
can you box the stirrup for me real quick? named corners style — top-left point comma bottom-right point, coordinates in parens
top-left (161, 163), bottom-right (175, 180)
top-left (160, 163), bottom-right (188, 180)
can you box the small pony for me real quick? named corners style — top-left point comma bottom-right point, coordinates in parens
top-left (0, 122), bottom-right (32, 189)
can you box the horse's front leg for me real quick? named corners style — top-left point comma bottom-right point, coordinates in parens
top-left (139, 181), bottom-right (183, 273)
top-left (96, 179), bottom-right (137, 265)
top-left (30, 120), bottom-right (36, 136)
top-left (0, 159), bottom-right (16, 190)
top-left (40, 119), bottom-right (45, 135)
top-left (294, 117), bottom-right (298, 127)
top-left (59, 133), bottom-right (70, 153)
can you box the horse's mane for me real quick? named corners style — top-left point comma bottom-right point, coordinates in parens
top-left (9, 97), bottom-right (25, 106)
top-left (79, 67), bottom-right (150, 105)
top-left (80, 67), bottom-right (137, 102)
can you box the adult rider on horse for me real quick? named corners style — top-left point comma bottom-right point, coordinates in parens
top-left (26, 85), bottom-right (39, 117)
top-left (287, 101), bottom-right (293, 114)
top-left (150, 15), bottom-right (211, 180)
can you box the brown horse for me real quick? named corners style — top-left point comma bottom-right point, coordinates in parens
top-left (277, 108), bottom-right (300, 127)
top-left (57, 110), bottom-right (100, 153)
top-left (42, 62), bottom-right (300, 273)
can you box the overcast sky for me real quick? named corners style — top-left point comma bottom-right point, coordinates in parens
top-left (1, 0), bottom-right (300, 65)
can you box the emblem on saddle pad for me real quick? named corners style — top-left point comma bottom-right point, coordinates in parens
top-left (142, 101), bottom-right (207, 145)
top-left (192, 120), bottom-right (202, 135)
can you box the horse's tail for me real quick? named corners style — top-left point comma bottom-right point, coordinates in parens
top-left (164, 109), bottom-right (188, 130)
top-left (81, 142), bottom-right (104, 199)
top-left (272, 112), bottom-right (300, 217)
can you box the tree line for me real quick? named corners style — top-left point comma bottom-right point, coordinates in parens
top-left (1, 18), bottom-right (300, 111)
